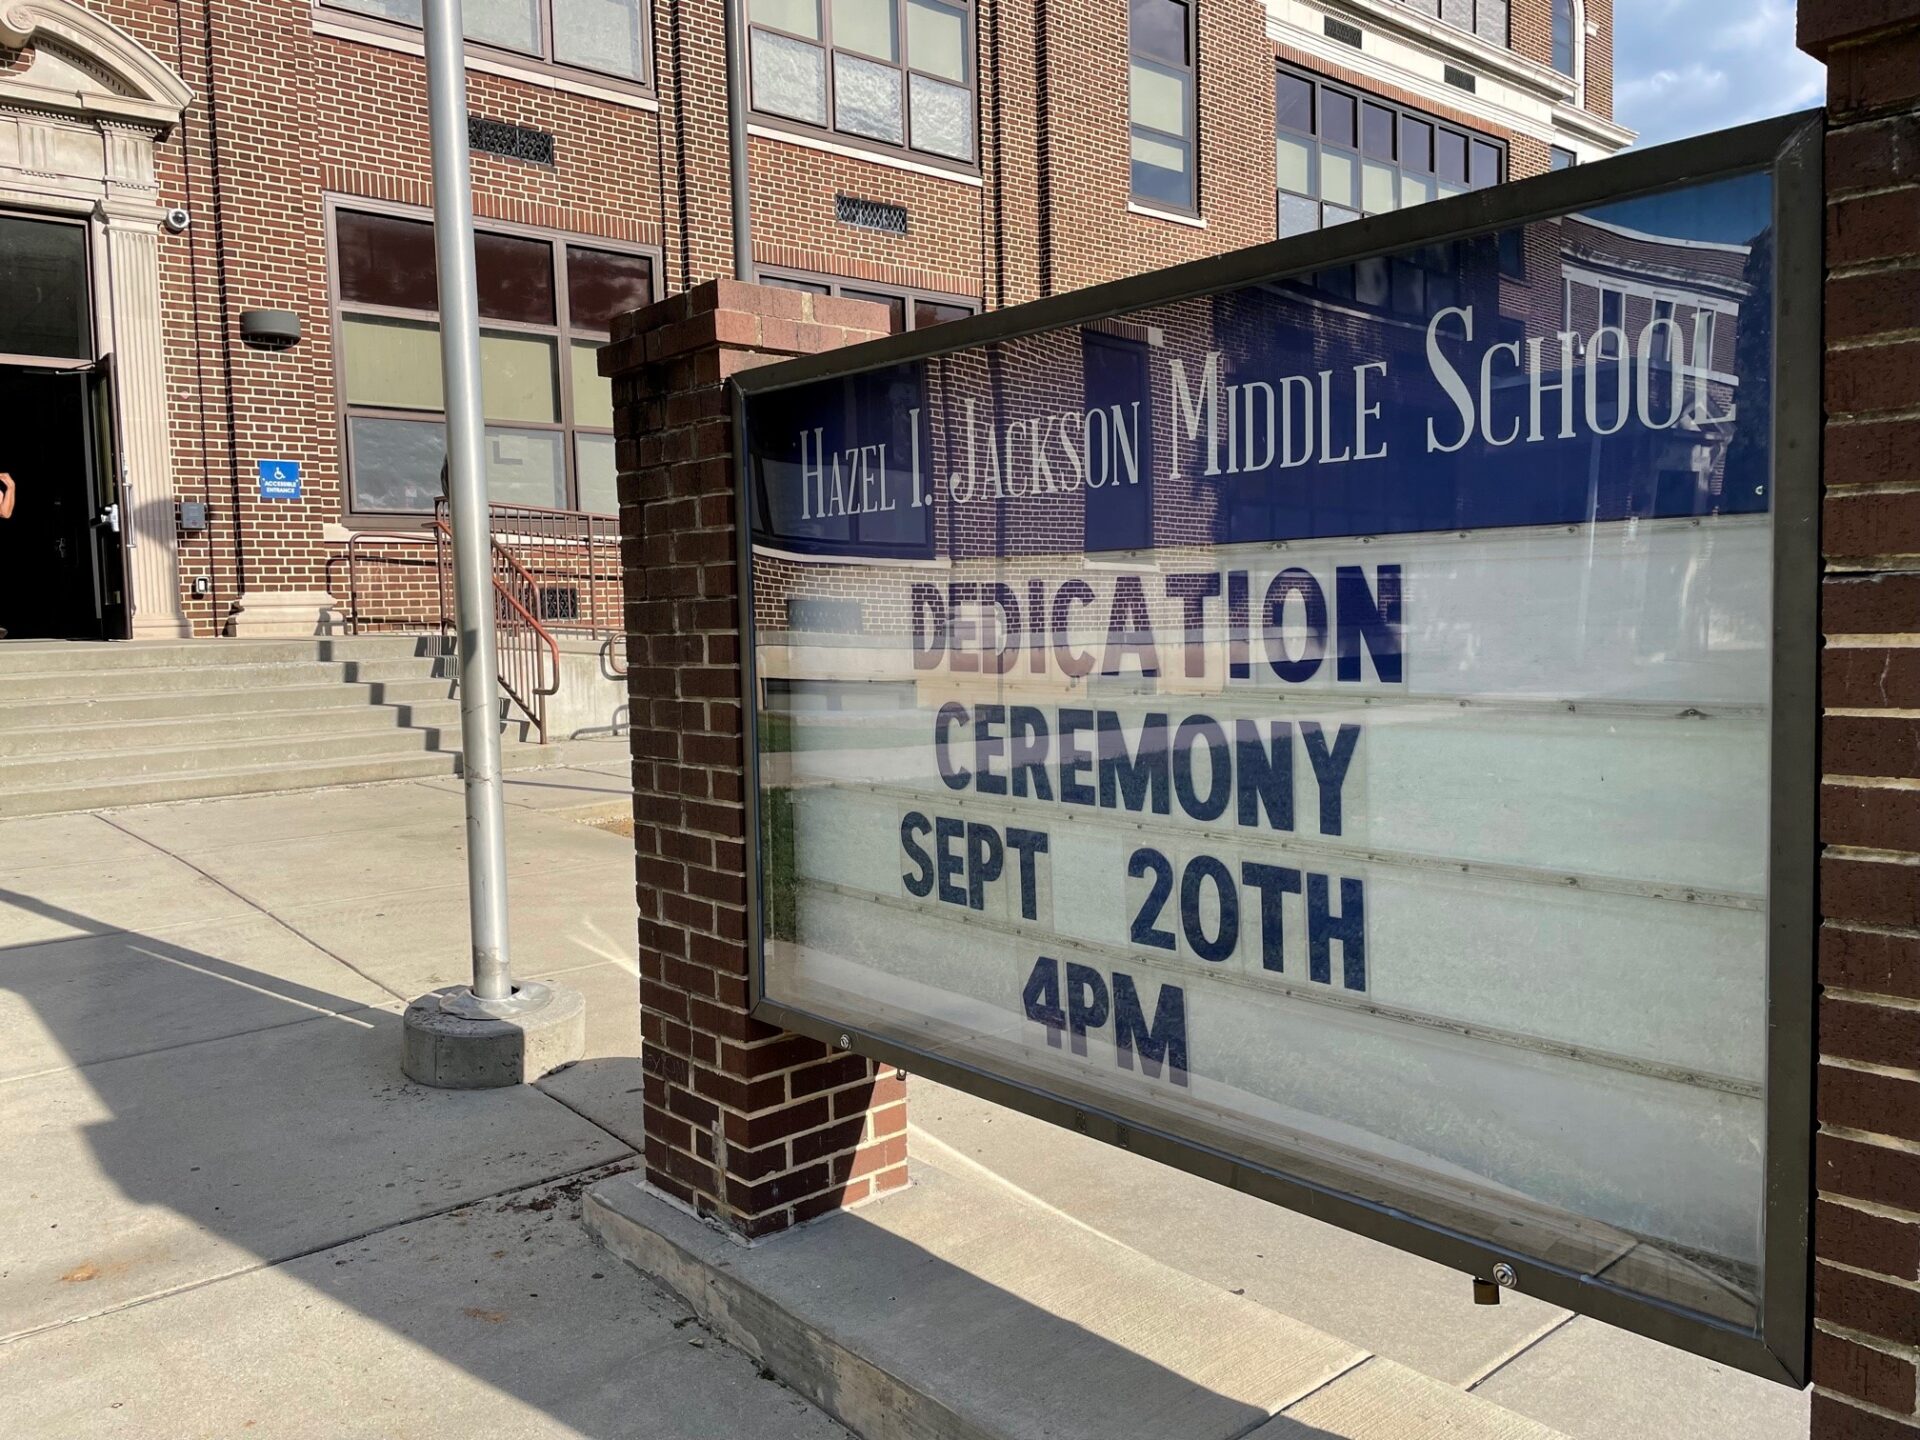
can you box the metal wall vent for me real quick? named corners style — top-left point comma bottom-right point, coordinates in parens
top-left (1324, 16), bottom-right (1364, 47)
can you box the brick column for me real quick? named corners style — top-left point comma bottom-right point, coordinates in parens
top-left (1801, 5), bottom-right (1920, 1435)
top-left (601, 280), bottom-right (910, 1240)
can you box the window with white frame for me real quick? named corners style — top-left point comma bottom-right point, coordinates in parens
top-left (746, 0), bottom-right (976, 166)
top-left (331, 207), bottom-right (656, 520)
top-left (1129, 0), bottom-right (1197, 212)
top-left (1552, 0), bottom-right (1577, 79)
top-left (323, 0), bottom-right (649, 83)
top-left (1275, 64), bottom-right (1504, 236)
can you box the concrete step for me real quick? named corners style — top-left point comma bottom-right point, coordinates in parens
top-left (0, 733), bottom-right (597, 819)
top-left (0, 696), bottom-right (468, 758)
top-left (0, 635), bottom-right (440, 673)
top-left (0, 724), bottom-right (472, 790)
top-left (0, 656), bottom-right (446, 701)
top-left (0, 678), bottom-right (459, 731)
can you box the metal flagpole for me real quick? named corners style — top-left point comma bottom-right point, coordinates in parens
top-left (421, 0), bottom-right (512, 1003)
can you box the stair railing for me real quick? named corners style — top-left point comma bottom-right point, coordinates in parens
top-left (429, 518), bottom-right (560, 744)
top-left (338, 499), bottom-right (623, 741)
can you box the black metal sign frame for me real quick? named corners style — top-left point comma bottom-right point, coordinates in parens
top-left (731, 112), bottom-right (1823, 1386)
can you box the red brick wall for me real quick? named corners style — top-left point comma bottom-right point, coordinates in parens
top-left (606, 280), bottom-right (911, 1236)
top-left (1803, 3), bottom-right (1920, 1436)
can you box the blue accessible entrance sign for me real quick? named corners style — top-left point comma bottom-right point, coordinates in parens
top-left (256, 460), bottom-right (302, 499)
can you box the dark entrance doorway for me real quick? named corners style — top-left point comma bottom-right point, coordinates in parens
top-left (0, 212), bottom-right (125, 641)
top-left (0, 367), bottom-right (125, 640)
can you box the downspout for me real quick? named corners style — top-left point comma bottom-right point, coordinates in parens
top-left (722, 0), bottom-right (754, 282)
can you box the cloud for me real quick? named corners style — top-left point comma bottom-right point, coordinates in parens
top-left (1611, 0), bottom-right (1826, 148)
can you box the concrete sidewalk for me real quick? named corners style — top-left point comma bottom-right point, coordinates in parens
top-left (0, 762), bottom-right (845, 1439)
top-left (0, 764), bottom-right (1809, 1439)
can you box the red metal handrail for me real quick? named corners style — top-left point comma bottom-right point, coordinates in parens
top-left (339, 499), bottom-right (621, 735)
top-left (429, 519), bottom-right (561, 744)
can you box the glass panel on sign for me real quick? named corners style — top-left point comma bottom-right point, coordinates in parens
top-left (738, 162), bottom-right (1788, 1348)
top-left (752, 28), bottom-right (828, 124)
top-left (835, 52), bottom-right (905, 143)
top-left (909, 74), bottom-right (974, 159)
top-left (553, 0), bottom-right (645, 78)
top-left (906, 0), bottom-right (966, 81)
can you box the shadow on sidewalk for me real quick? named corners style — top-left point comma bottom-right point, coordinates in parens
top-left (0, 883), bottom-right (1338, 1440)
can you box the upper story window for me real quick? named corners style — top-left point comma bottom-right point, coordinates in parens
top-left (1550, 145), bottom-right (1577, 171)
top-left (747, 0), bottom-right (976, 167)
top-left (1129, 0), bottom-right (1197, 212)
top-left (1551, 0), bottom-right (1577, 78)
top-left (324, 0), bottom-right (649, 84)
top-left (759, 269), bottom-right (976, 332)
top-left (331, 206), bottom-right (656, 520)
top-left (1395, 0), bottom-right (1508, 50)
top-left (1275, 64), bottom-right (1503, 236)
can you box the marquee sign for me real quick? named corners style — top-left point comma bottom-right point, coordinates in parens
top-left (733, 114), bottom-right (1821, 1383)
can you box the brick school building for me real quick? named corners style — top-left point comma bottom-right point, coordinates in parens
top-left (0, 0), bottom-right (1621, 644)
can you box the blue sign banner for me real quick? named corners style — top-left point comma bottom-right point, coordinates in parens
top-left (738, 158), bottom-right (1807, 1375)
top-left (257, 459), bottom-right (302, 500)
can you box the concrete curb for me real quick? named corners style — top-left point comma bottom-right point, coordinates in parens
top-left (585, 1176), bottom-right (981, 1440)
top-left (583, 1156), bottom-right (1571, 1440)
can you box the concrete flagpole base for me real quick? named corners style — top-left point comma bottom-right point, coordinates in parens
top-left (401, 980), bottom-right (586, 1089)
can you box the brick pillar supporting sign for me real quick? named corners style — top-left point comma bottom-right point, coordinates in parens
top-left (1800, 5), bottom-right (1920, 1435)
top-left (601, 280), bottom-right (909, 1240)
